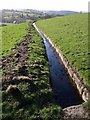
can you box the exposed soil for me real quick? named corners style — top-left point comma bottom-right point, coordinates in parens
top-left (1, 33), bottom-right (32, 90)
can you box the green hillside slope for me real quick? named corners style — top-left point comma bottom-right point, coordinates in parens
top-left (36, 14), bottom-right (89, 85)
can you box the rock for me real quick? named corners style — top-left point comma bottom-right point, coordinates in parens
top-left (63, 104), bottom-right (89, 119)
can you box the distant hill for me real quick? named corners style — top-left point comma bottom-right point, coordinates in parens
top-left (1, 9), bottom-right (49, 23)
top-left (1, 9), bottom-right (79, 24)
top-left (42, 10), bottom-right (79, 16)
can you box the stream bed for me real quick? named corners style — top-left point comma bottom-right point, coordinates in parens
top-left (34, 23), bottom-right (83, 108)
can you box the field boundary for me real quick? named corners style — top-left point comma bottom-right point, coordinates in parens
top-left (33, 23), bottom-right (90, 102)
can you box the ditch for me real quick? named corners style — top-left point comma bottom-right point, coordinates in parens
top-left (33, 23), bottom-right (83, 108)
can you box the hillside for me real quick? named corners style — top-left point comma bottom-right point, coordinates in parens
top-left (1, 17), bottom-right (90, 119)
top-left (36, 13), bottom-right (89, 85)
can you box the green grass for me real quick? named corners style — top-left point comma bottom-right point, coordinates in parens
top-left (2, 22), bottom-right (28, 56)
top-left (2, 23), bottom-right (63, 120)
top-left (36, 13), bottom-right (89, 85)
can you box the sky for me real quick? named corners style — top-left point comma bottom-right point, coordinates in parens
top-left (0, 0), bottom-right (90, 12)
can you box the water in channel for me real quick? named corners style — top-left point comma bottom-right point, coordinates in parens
top-left (33, 24), bottom-right (83, 108)
top-left (43, 39), bottom-right (83, 108)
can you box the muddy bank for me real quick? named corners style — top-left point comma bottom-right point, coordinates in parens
top-left (2, 34), bottom-right (31, 89)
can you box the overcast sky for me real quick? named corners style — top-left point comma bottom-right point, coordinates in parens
top-left (0, 0), bottom-right (89, 12)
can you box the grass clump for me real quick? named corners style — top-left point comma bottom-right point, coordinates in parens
top-left (39, 105), bottom-right (63, 120)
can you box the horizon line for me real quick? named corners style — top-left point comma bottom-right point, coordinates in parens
top-left (0, 8), bottom-right (88, 12)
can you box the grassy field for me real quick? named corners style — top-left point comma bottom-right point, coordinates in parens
top-left (36, 13), bottom-right (89, 85)
top-left (2, 23), bottom-right (63, 119)
top-left (2, 22), bottom-right (28, 56)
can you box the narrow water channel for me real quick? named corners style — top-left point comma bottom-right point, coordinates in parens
top-left (33, 23), bottom-right (83, 108)
top-left (43, 39), bottom-right (83, 108)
